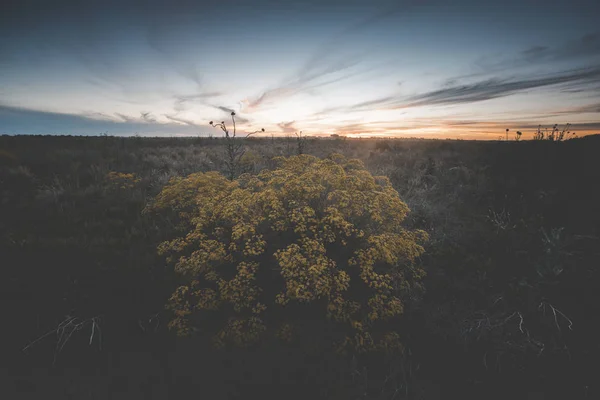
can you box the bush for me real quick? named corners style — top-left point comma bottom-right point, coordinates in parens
top-left (147, 154), bottom-right (428, 354)
top-left (105, 171), bottom-right (141, 190)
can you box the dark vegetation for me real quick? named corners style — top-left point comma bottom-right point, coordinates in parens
top-left (1, 133), bottom-right (599, 399)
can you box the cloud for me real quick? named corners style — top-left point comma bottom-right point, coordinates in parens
top-left (80, 111), bottom-right (120, 121)
top-left (244, 2), bottom-right (416, 111)
top-left (334, 123), bottom-right (372, 135)
top-left (471, 32), bottom-right (600, 76)
top-left (244, 56), bottom-right (364, 111)
top-left (552, 32), bottom-right (600, 60)
top-left (115, 113), bottom-right (136, 122)
top-left (521, 45), bottom-right (549, 57)
top-left (2, 5), bottom-right (223, 110)
top-left (0, 104), bottom-right (205, 136)
top-left (348, 96), bottom-right (398, 111)
top-left (307, 66), bottom-right (600, 121)
top-left (277, 121), bottom-right (297, 133)
top-left (310, 96), bottom-right (399, 117)
top-left (163, 114), bottom-right (200, 127)
top-left (399, 66), bottom-right (600, 108)
top-left (146, 27), bottom-right (209, 92)
top-left (326, 119), bottom-right (440, 136)
top-left (173, 92), bottom-right (224, 112)
top-left (441, 120), bottom-right (483, 126)
top-left (542, 102), bottom-right (600, 116)
top-left (294, 1), bottom-right (415, 79)
top-left (140, 111), bottom-right (157, 122)
top-left (576, 103), bottom-right (600, 113)
top-left (204, 105), bottom-right (252, 125)
top-left (213, 106), bottom-right (236, 114)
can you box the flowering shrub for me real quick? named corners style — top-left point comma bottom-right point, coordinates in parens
top-left (148, 154), bottom-right (427, 353)
top-left (105, 171), bottom-right (141, 190)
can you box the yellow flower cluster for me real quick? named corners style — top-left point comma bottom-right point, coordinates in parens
top-left (213, 316), bottom-right (267, 348)
top-left (105, 171), bottom-right (140, 189)
top-left (148, 154), bottom-right (427, 353)
top-left (275, 322), bottom-right (294, 343)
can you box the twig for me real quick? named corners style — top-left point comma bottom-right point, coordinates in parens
top-left (22, 314), bottom-right (103, 366)
top-left (22, 328), bottom-right (58, 352)
top-left (539, 301), bottom-right (573, 332)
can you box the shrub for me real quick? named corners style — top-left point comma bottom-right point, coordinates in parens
top-left (105, 171), bottom-right (140, 190)
top-left (238, 149), bottom-right (263, 175)
top-left (147, 154), bottom-right (428, 354)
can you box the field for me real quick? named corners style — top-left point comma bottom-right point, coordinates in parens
top-left (1, 134), bottom-right (600, 399)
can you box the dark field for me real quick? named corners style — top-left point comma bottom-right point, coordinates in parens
top-left (1, 134), bottom-right (599, 399)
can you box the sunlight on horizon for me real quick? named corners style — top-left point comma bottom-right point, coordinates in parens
top-left (1, 0), bottom-right (599, 138)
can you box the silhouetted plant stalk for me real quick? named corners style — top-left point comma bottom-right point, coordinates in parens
top-left (532, 123), bottom-right (576, 141)
top-left (209, 111), bottom-right (264, 180)
top-left (295, 130), bottom-right (307, 155)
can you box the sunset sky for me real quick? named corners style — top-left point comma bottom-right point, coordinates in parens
top-left (1, 0), bottom-right (599, 139)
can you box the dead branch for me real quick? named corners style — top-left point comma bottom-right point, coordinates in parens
top-left (22, 314), bottom-right (103, 365)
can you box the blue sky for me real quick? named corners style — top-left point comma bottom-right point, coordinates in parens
top-left (1, 0), bottom-right (599, 138)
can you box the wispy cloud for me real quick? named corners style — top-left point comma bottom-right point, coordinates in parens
top-left (244, 2), bottom-right (416, 111)
top-left (464, 32), bottom-right (600, 78)
top-left (334, 123), bottom-right (376, 135)
top-left (521, 45), bottom-right (549, 58)
top-left (309, 65), bottom-right (600, 116)
top-left (520, 32), bottom-right (600, 63)
top-left (140, 111), bottom-right (156, 122)
top-left (80, 111), bottom-right (120, 121)
top-left (311, 96), bottom-right (398, 117)
top-left (401, 66), bottom-right (600, 107)
top-left (115, 113), bottom-right (137, 122)
top-left (0, 104), bottom-right (204, 136)
top-left (328, 119), bottom-right (440, 136)
top-left (212, 105), bottom-right (237, 114)
top-left (173, 92), bottom-right (223, 112)
top-left (205, 105), bottom-right (251, 125)
top-left (277, 121), bottom-right (297, 133)
top-left (542, 102), bottom-right (600, 116)
top-left (244, 55), bottom-right (364, 111)
top-left (163, 114), bottom-right (200, 127)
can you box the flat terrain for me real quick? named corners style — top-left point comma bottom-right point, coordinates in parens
top-left (1, 135), bottom-right (599, 399)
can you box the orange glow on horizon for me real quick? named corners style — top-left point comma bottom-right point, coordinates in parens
top-left (240, 122), bottom-right (598, 141)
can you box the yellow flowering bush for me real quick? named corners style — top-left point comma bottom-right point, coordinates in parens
top-left (105, 171), bottom-right (140, 190)
top-left (148, 154), bottom-right (427, 354)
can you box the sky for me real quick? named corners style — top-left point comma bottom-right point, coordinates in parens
top-left (1, 0), bottom-right (599, 139)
